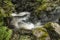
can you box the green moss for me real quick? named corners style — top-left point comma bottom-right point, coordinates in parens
top-left (32, 27), bottom-right (49, 40)
top-left (0, 0), bottom-right (14, 40)
top-left (35, 3), bottom-right (48, 12)
top-left (43, 22), bottom-right (55, 30)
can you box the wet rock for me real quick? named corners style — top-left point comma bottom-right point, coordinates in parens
top-left (44, 22), bottom-right (60, 40)
top-left (32, 27), bottom-right (50, 40)
top-left (51, 22), bottom-right (60, 34)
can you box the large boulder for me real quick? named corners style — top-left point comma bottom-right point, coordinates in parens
top-left (44, 22), bottom-right (60, 40)
top-left (44, 22), bottom-right (60, 34)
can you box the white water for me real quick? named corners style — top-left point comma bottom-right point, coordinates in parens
top-left (11, 12), bottom-right (41, 30)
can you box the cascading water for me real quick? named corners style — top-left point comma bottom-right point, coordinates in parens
top-left (11, 12), bottom-right (42, 30)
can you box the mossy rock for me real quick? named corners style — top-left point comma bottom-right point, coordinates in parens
top-left (19, 35), bottom-right (32, 40)
top-left (32, 27), bottom-right (50, 40)
top-left (0, 26), bottom-right (12, 40)
top-left (43, 22), bottom-right (55, 30)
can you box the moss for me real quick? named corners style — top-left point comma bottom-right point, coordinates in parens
top-left (32, 27), bottom-right (49, 40)
top-left (43, 22), bottom-right (55, 30)
top-left (0, 27), bottom-right (12, 40)
top-left (35, 3), bottom-right (48, 12)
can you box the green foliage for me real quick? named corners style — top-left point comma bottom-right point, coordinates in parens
top-left (0, 0), bottom-right (14, 26)
top-left (0, 0), bottom-right (14, 17)
top-left (0, 0), bottom-right (14, 40)
top-left (35, 3), bottom-right (48, 13)
top-left (0, 27), bottom-right (12, 40)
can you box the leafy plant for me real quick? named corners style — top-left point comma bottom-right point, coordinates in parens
top-left (0, 27), bottom-right (12, 40)
top-left (0, 0), bottom-right (14, 40)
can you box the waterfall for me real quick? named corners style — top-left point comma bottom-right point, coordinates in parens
top-left (11, 12), bottom-right (38, 30)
